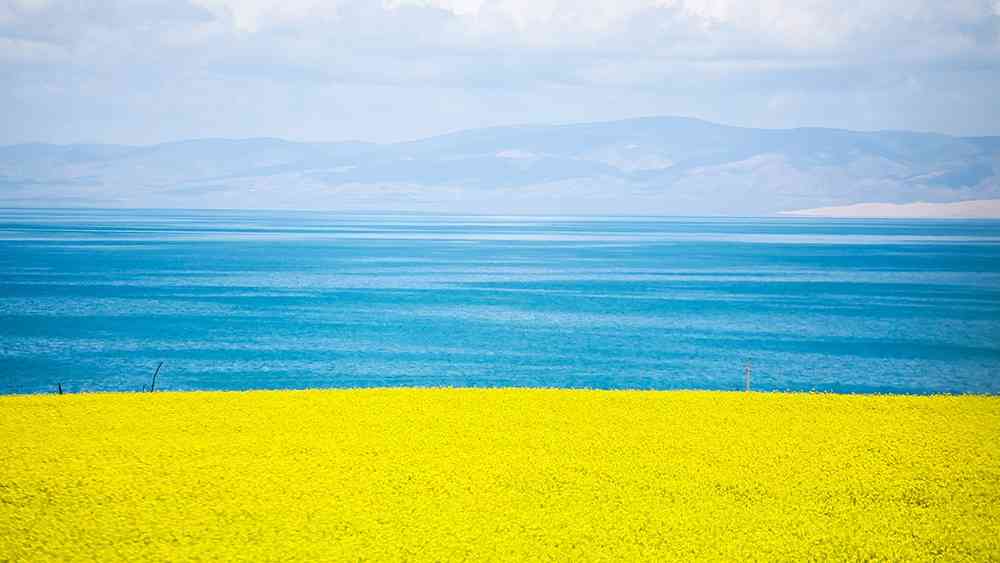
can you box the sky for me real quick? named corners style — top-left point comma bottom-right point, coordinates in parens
top-left (2, 0), bottom-right (999, 145)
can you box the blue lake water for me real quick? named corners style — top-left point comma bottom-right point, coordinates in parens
top-left (1, 209), bottom-right (998, 395)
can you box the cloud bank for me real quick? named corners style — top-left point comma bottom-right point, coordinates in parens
top-left (2, 0), bottom-right (999, 144)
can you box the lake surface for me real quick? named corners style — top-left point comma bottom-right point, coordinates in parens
top-left (1, 209), bottom-right (998, 395)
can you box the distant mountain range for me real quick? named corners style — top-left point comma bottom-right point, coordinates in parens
top-left (3, 116), bottom-right (999, 216)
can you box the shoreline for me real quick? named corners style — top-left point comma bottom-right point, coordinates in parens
top-left (3, 385), bottom-right (998, 399)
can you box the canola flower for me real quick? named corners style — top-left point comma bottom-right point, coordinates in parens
top-left (1, 388), bottom-right (999, 561)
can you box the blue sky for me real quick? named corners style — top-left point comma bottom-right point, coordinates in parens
top-left (2, 0), bottom-right (999, 145)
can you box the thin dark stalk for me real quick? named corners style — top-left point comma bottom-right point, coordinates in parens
top-left (150, 361), bottom-right (163, 392)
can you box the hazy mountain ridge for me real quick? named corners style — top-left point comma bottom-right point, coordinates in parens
top-left (2, 117), bottom-right (998, 215)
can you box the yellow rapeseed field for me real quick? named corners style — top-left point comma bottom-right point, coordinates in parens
top-left (1, 388), bottom-right (999, 561)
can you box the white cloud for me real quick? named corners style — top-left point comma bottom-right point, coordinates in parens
top-left (0, 35), bottom-right (65, 62)
top-left (174, 0), bottom-right (999, 53)
top-left (189, 0), bottom-right (339, 32)
top-left (1, 0), bottom-right (998, 143)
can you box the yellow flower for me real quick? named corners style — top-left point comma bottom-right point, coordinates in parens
top-left (1, 389), bottom-right (998, 561)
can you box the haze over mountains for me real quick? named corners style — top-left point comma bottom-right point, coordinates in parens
top-left (3, 116), bottom-right (999, 216)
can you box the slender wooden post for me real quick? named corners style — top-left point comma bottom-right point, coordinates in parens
top-left (744, 360), bottom-right (752, 392)
top-left (57, 382), bottom-right (63, 395)
top-left (150, 361), bottom-right (163, 392)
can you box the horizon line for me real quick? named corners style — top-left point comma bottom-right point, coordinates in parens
top-left (5, 114), bottom-right (999, 149)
